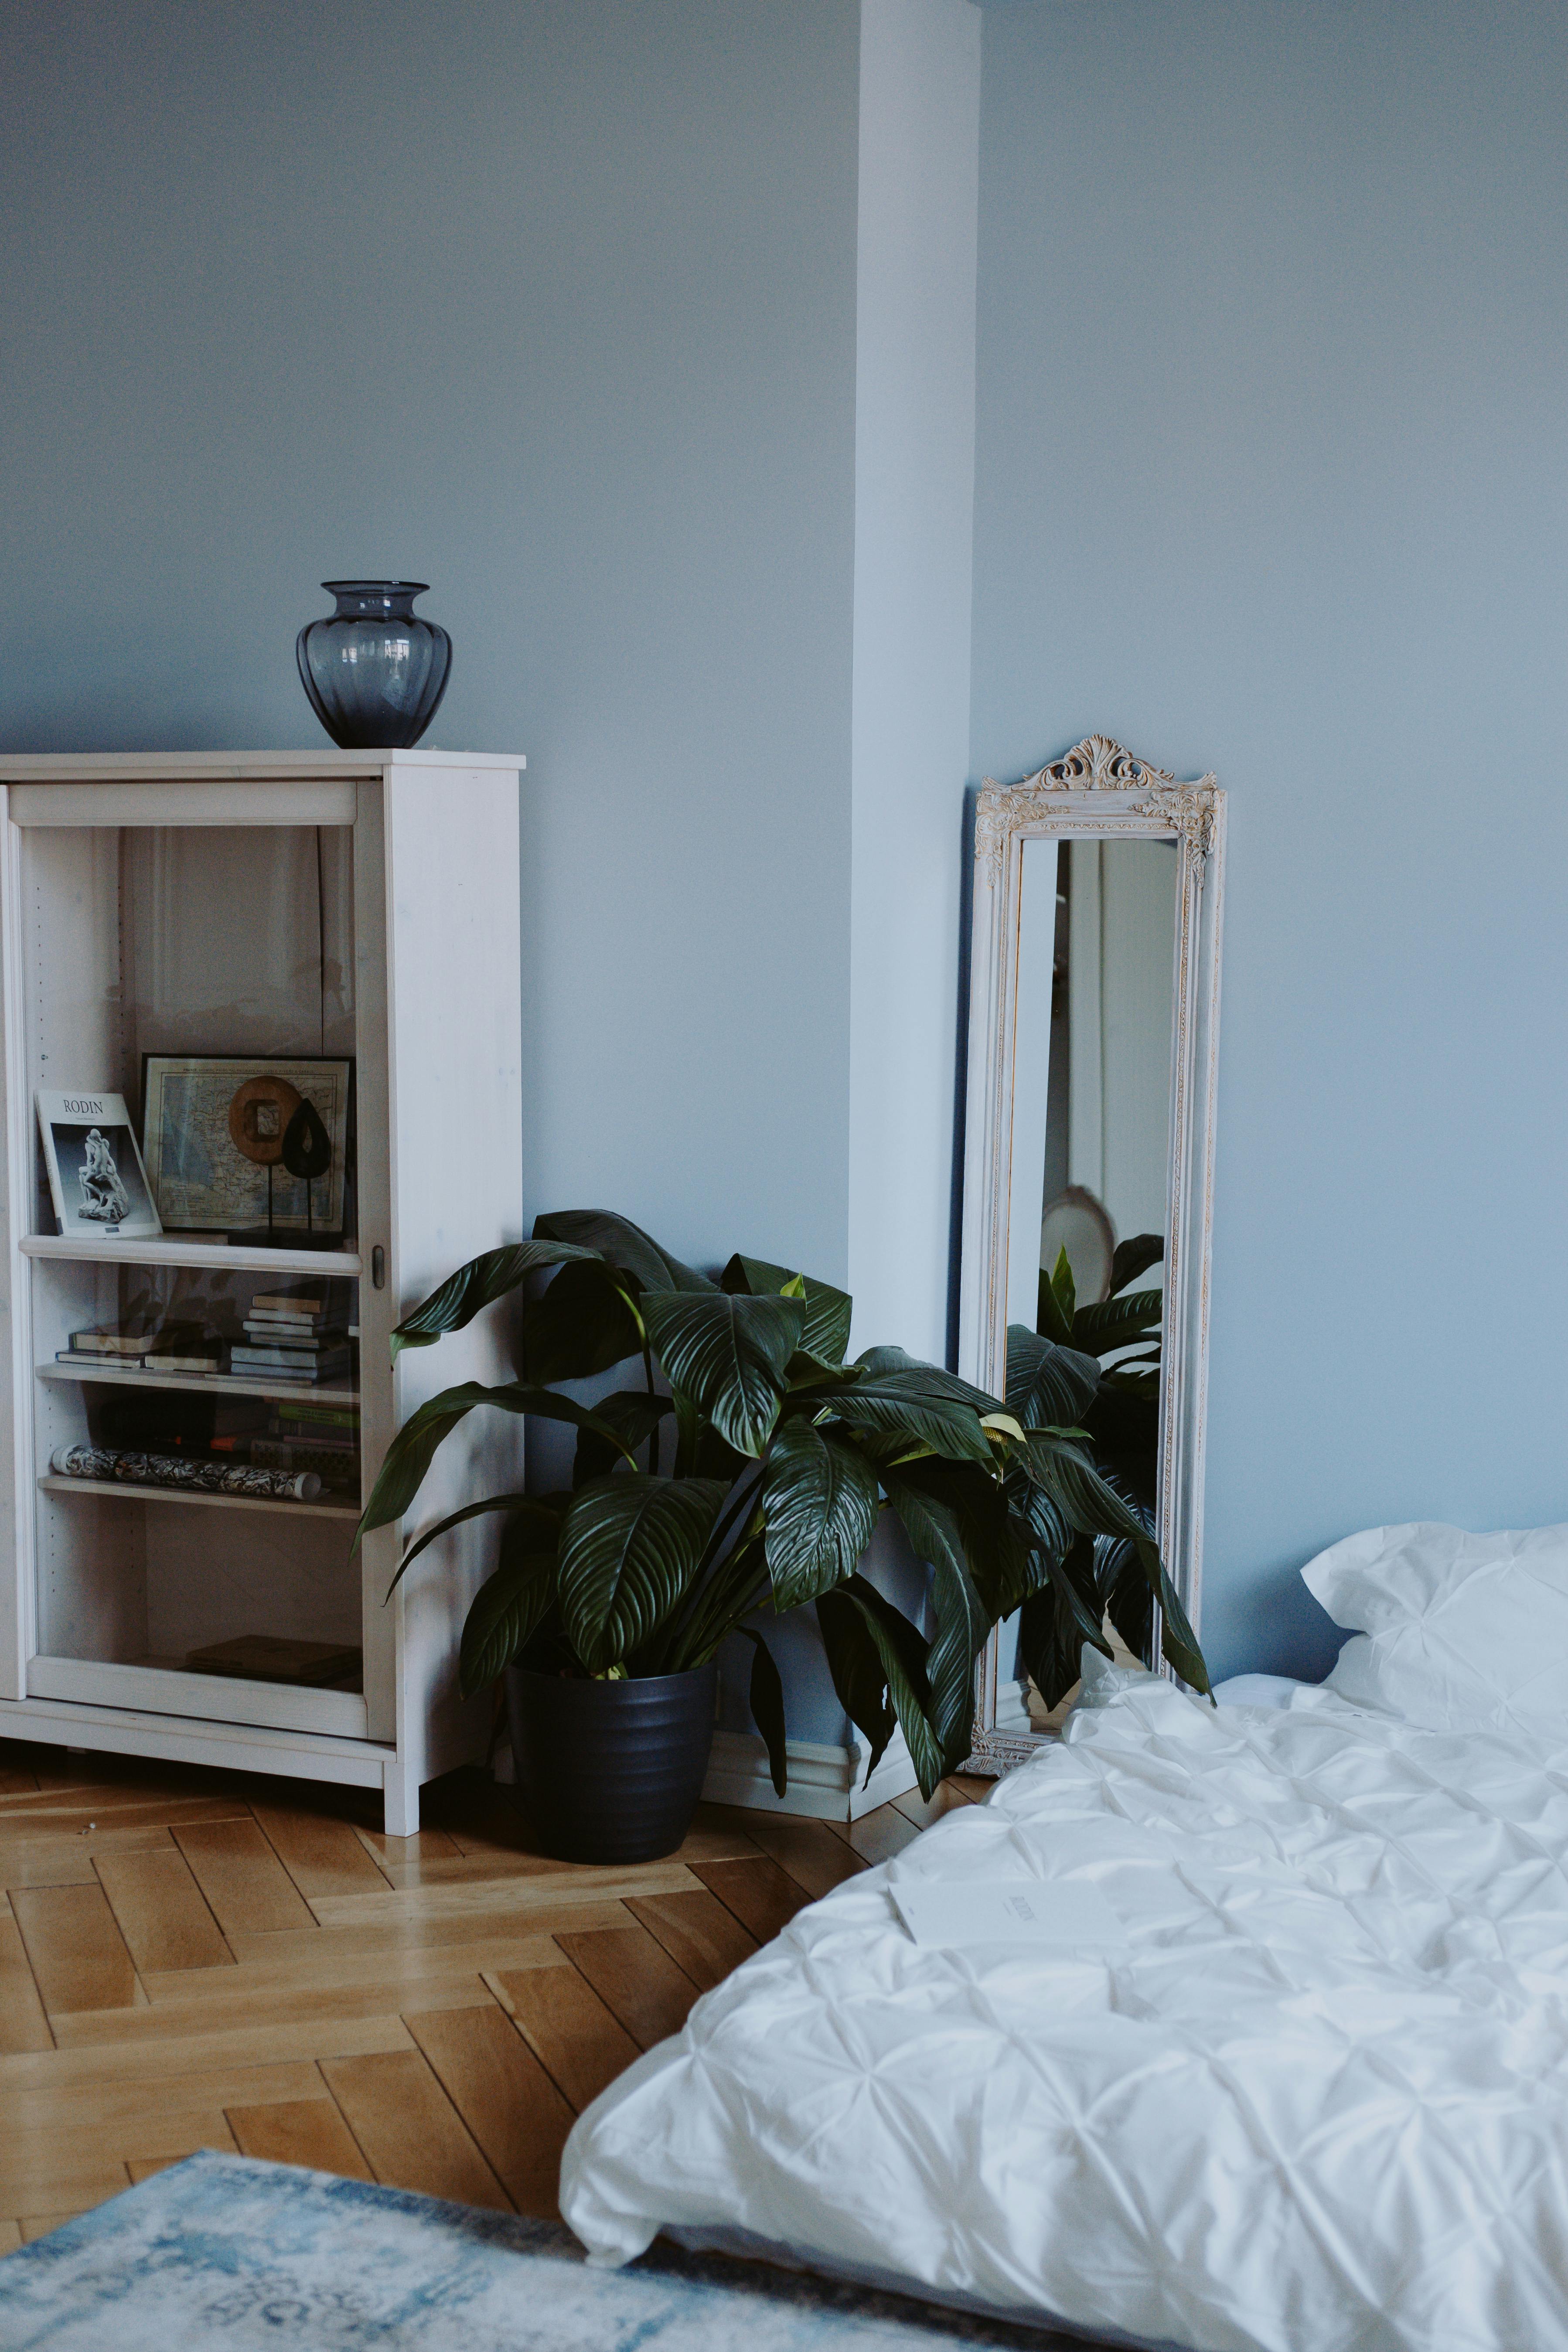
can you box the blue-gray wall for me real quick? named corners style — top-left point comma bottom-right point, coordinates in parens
top-left (970, 0), bottom-right (1568, 1678)
top-left (0, 0), bottom-right (860, 1284)
top-left (8, 0), bottom-right (1563, 1700)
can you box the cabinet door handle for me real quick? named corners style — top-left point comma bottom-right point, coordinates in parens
top-left (372, 1245), bottom-right (385, 1289)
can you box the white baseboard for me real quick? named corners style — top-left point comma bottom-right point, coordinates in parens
top-left (701, 1725), bottom-right (917, 1820)
top-left (492, 1722), bottom-right (921, 1820)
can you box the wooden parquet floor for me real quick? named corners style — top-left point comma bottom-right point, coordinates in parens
top-left (0, 1735), bottom-right (986, 2251)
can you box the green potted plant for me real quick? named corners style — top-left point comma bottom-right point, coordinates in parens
top-left (1022, 1234), bottom-right (1167, 1710)
top-left (357, 1210), bottom-right (1208, 1863)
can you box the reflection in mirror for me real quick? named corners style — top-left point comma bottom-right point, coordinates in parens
top-left (1000, 836), bottom-right (1179, 1731)
top-left (959, 736), bottom-right (1225, 1772)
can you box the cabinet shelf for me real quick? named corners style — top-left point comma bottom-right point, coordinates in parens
top-left (38, 1361), bottom-right (361, 1408)
top-left (39, 1473), bottom-right (361, 1520)
top-left (22, 1234), bottom-right (362, 1277)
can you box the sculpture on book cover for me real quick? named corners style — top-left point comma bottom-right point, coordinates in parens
top-left (78, 1129), bottom-right (130, 1224)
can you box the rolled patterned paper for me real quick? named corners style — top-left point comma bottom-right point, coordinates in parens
top-left (49, 1444), bottom-right (322, 1504)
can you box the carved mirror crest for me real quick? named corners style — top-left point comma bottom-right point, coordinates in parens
top-left (958, 736), bottom-right (1226, 1770)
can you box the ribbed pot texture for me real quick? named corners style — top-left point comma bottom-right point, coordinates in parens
top-left (505, 1661), bottom-right (719, 1865)
top-left (296, 580), bottom-right (451, 750)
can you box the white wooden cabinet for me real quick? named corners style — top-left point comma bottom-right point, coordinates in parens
top-left (0, 751), bottom-right (524, 1833)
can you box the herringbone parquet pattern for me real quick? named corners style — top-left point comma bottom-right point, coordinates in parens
top-left (0, 1735), bottom-right (983, 2249)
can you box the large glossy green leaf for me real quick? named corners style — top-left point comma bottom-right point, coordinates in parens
top-left (357, 1384), bottom-right (630, 1547)
top-left (1043, 1530), bottom-right (1112, 1656)
top-left (738, 1626), bottom-right (787, 1797)
top-left (824, 1363), bottom-right (996, 1466)
top-left (523, 1257), bottom-right (644, 1384)
top-left (534, 1209), bottom-right (714, 1294)
top-left (572, 1390), bottom-right (673, 1488)
top-left (849, 1345), bottom-right (996, 1408)
top-left (1071, 1289), bottom-right (1162, 1358)
top-left (642, 1290), bottom-right (804, 1457)
top-left (886, 1458), bottom-right (1036, 1623)
top-left (1005, 1325), bottom-right (1101, 1429)
top-left (816, 1584), bottom-right (898, 1784)
top-left (385, 1491), bottom-right (556, 1597)
top-left (925, 1550), bottom-right (987, 1770)
top-left (1011, 1471), bottom-right (1074, 1579)
top-left (820, 1574), bottom-right (945, 1799)
top-left (759, 1422), bottom-right (880, 1611)
top-left (1151, 1561), bottom-right (1209, 1694)
top-left (457, 1525), bottom-right (558, 1696)
top-left (391, 1241), bottom-right (602, 1357)
top-left (1110, 1234), bottom-right (1164, 1296)
top-left (1015, 1429), bottom-right (1147, 1540)
top-left (556, 1475), bottom-right (728, 1672)
top-left (720, 1254), bottom-right (852, 1367)
top-left (1099, 1534), bottom-right (1154, 1663)
top-left (878, 1466), bottom-right (996, 1768)
top-left (1035, 1261), bottom-right (1076, 1349)
top-left (1018, 1575), bottom-right (1099, 1712)
top-left (1018, 1433), bottom-right (1207, 1694)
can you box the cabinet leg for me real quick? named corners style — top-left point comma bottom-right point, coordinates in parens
top-left (382, 1759), bottom-right (420, 1837)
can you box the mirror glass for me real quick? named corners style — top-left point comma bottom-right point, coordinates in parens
top-left (999, 833), bottom-right (1179, 1730)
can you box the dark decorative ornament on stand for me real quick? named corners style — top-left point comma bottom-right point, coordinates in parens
top-left (296, 581), bottom-right (452, 750)
top-left (282, 1098), bottom-right (333, 1236)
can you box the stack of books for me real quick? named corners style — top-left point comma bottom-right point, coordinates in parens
top-left (230, 1286), bottom-right (351, 1387)
top-left (252, 1397), bottom-right (361, 1490)
top-left (58, 1320), bottom-right (222, 1375)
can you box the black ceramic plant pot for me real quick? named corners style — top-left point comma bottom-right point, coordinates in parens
top-left (296, 580), bottom-right (452, 749)
top-left (505, 1661), bottom-right (719, 1865)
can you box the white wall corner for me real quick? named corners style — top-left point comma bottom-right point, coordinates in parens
top-left (847, 0), bottom-right (982, 1365)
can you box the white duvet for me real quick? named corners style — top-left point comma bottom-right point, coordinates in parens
top-left (561, 1658), bottom-right (1568, 2352)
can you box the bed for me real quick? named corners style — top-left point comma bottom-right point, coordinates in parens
top-left (560, 1524), bottom-right (1568, 2352)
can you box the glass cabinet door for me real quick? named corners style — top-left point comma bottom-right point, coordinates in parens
top-left (17, 818), bottom-right (372, 1735)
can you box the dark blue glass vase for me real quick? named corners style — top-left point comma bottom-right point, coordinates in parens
top-left (296, 581), bottom-right (452, 750)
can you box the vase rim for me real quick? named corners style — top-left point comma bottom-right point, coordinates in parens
top-left (321, 578), bottom-right (429, 596)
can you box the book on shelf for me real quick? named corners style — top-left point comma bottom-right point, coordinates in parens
top-left (66, 1330), bottom-right (151, 1360)
top-left (264, 1412), bottom-right (358, 1447)
top-left (184, 1635), bottom-right (361, 1688)
top-left (62, 1322), bottom-right (222, 1376)
top-left (248, 1438), bottom-right (361, 1482)
top-left (36, 1090), bottom-right (162, 1241)
top-left (67, 1320), bottom-right (206, 1359)
top-left (250, 1288), bottom-right (333, 1316)
top-left (269, 1399), bottom-right (359, 1428)
top-left (231, 1344), bottom-right (351, 1373)
top-left (240, 1323), bottom-right (345, 1349)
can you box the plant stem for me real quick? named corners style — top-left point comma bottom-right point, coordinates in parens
top-left (642, 1336), bottom-right (658, 1473)
top-left (685, 1560), bottom-right (771, 1669)
top-left (638, 1465), bottom-right (763, 1674)
top-left (668, 1524), bottom-right (768, 1669)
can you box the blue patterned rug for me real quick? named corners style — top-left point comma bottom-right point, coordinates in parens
top-left (0, 2151), bottom-right (1091, 2350)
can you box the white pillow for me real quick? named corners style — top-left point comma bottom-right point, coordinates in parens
top-left (1303, 1520), bottom-right (1568, 1737)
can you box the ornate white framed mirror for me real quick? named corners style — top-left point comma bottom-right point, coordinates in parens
top-left (958, 736), bottom-right (1226, 1769)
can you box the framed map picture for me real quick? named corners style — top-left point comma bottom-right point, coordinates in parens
top-left (141, 1056), bottom-right (353, 1236)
